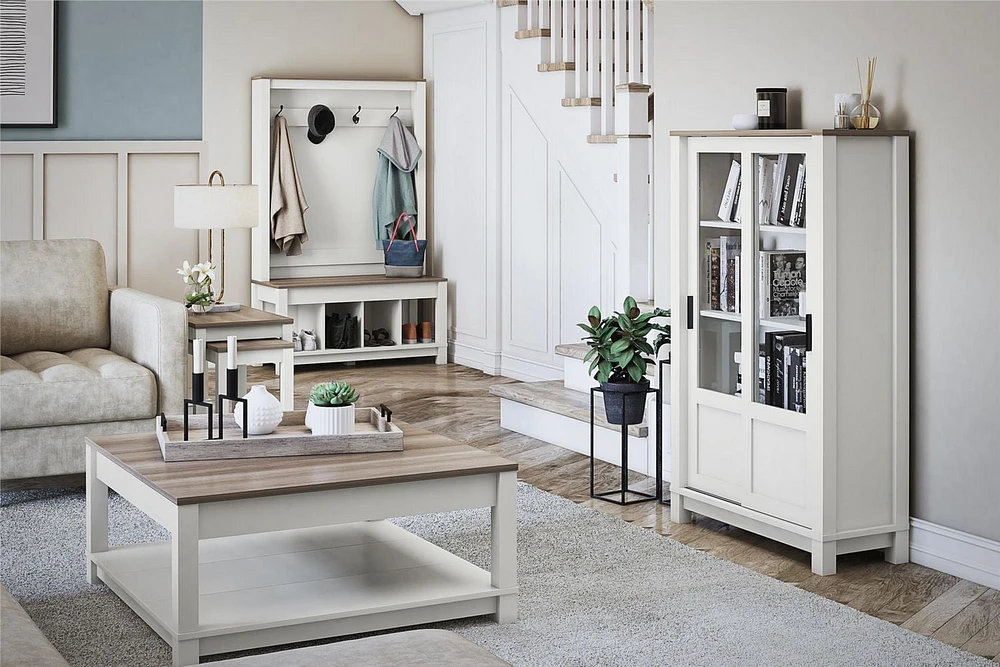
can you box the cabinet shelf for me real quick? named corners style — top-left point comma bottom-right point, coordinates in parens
top-left (760, 316), bottom-right (806, 332)
top-left (700, 309), bottom-right (741, 323)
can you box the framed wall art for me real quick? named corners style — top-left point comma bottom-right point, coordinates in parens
top-left (1, 0), bottom-right (58, 127)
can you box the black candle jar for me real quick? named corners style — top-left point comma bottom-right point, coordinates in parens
top-left (756, 88), bottom-right (787, 130)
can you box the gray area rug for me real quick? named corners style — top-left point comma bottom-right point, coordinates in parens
top-left (1, 484), bottom-right (988, 667)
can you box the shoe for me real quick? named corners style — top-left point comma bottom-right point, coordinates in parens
top-left (418, 321), bottom-right (433, 343)
top-left (292, 331), bottom-right (302, 352)
top-left (401, 322), bottom-right (417, 344)
top-left (364, 329), bottom-right (379, 348)
top-left (373, 328), bottom-right (396, 346)
top-left (300, 329), bottom-right (318, 351)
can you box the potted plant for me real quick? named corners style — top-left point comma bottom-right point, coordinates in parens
top-left (305, 381), bottom-right (360, 435)
top-left (176, 260), bottom-right (218, 313)
top-left (578, 296), bottom-right (670, 425)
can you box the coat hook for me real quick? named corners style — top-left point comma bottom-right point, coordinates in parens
top-left (353, 106), bottom-right (361, 124)
top-left (390, 106), bottom-right (399, 119)
top-left (275, 105), bottom-right (283, 118)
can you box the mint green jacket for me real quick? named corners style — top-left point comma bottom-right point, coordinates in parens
top-left (373, 117), bottom-right (422, 243)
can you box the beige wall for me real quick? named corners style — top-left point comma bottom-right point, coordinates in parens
top-left (654, 1), bottom-right (1000, 541)
top-left (202, 0), bottom-right (423, 306)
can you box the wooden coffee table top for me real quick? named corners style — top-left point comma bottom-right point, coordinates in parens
top-left (187, 305), bottom-right (294, 328)
top-left (86, 422), bottom-right (517, 506)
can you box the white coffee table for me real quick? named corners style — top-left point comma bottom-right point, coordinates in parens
top-left (85, 422), bottom-right (518, 667)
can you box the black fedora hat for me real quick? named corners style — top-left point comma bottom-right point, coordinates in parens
top-left (307, 105), bottom-right (335, 144)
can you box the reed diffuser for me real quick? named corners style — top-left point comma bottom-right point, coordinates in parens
top-left (851, 56), bottom-right (881, 129)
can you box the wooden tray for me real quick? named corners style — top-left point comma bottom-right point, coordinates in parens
top-left (155, 408), bottom-right (403, 462)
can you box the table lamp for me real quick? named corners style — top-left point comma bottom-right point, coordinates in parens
top-left (174, 170), bottom-right (258, 312)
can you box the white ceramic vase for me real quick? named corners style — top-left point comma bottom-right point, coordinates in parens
top-left (305, 402), bottom-right (355, 435)
top-left (233, 385), bottom-right (283, 435)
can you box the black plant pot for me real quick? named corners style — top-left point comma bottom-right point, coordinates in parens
top-left (600, 379), bottom-right (649, 425)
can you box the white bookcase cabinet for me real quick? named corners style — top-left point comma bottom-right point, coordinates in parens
top-left (668, 130), bottom-right (910, 575)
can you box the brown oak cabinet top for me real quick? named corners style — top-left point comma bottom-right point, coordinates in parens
top-left (252, 275), bottom-right (447, 289)
top-left (86, 421), bottom-right (518, 505)
top-left (188, 305), bottom-right (294, 328)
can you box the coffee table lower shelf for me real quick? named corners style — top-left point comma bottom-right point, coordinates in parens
top-left (90, 521), bottom-right (514, 657)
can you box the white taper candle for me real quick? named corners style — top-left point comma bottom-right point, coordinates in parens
top-left (227, 335), bottom-right (238, 370)
top-left (193, 338), bottom-right (205, 374)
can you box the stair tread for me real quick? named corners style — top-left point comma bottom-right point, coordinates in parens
top-left (514, 28), bottom-right (550, 39)
top-left (562, 97), bottom-right (601, 107)
top-left (538, 62), bottom-right (575, 72)
top-left (490, 380), bottom-right (649, 437)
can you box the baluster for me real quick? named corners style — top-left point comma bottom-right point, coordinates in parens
top-left (575, 0), bottom-right (588, 98)
top-left (589, 0), bottom-right (601, 106)
top-left (601, 0), bottom-right (615, 134)
top-left (615, 0), bottom-right (627, 86)
top-left (641, 0), bottom-right (651, 86)
top-left (540, 0), bottom-right (550, 29)
top-left (529, 0), bottom-right (540, 31)
top-left (550, 0), bottom-right (562, 66)
top-left (564, 0), bottom-right (575, 65)
top-left (629, 0), bottom-right (642, 83)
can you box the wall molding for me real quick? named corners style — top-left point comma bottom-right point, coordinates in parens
top-left (910, 518), bottom-right (1000, 589)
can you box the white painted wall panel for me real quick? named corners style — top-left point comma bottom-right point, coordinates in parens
top-left (429, 24), bottom-right (489, 340)
top-left (44, 154), bottom-right (118, 285)
top-left (127, 153), bottom-right (200, 299)
top-left (0, 154), bottom-right (33, 241)
top-left (557, 168), bottom-right (602, 346)
top-left (507, 94), bottom-right (549, 355)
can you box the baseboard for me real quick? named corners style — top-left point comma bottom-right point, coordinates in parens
top-left (909, 518), bottom-right (1000, 589)
top-left (449, 341), bottom-right (501, 375)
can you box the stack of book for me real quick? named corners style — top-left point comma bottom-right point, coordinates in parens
top-left (758, 250), bottom-right (806, 318)
top-left (705, 236), bottom-right (742, 313)
top-left (757, 154), bottom-right (806, 227)
top-left (758, 331), bottom-right (807, 412)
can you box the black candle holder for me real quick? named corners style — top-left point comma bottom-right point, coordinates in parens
top-left (183, 371), bottom-right (214, 441)
top-left (217, 367), bottom-right (249, 439)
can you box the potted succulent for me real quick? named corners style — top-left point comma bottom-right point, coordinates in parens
top-left (578, 296), bottom-right (670, 425)
top-left (305, 381), bottom-right (359, 435)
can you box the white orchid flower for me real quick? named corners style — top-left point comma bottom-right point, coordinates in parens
top-left (176, 260), bottom-right (194, 284)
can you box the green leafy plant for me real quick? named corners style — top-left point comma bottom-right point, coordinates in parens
top-left (309, 381), bottom-right (360, 407)
top-left (577, 296), bottom-right (670, 384)
top-left (184, 290), bottom-right (215, 308)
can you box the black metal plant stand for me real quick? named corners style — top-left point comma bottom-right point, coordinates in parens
top-left (658, 354), bottom-right (671, 506)
top-left (589, 383), bottom-right (663, 506)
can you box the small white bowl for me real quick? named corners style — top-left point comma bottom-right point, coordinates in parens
top-left (732, 113), bottom-right (758, 131)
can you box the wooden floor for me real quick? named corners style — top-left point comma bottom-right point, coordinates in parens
top-left (9, 359), bottom-right (996, 660)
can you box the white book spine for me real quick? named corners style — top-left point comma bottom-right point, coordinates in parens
top-left (769, 154), bottom-right (788, 226)
top-left (791, 163), bottom-right (806, 227)
top-left (718, 160), bottom-right (741, 222)
top-left (735, 253), bottom-right (741, 314)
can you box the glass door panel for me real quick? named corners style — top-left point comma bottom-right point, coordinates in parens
top-left (752, 152), bottom-right (808, 412)
top-left (697, 152), bottom-right (742, 396)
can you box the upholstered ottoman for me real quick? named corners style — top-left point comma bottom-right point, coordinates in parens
top-left (213, 629), bottom-right (512, 666)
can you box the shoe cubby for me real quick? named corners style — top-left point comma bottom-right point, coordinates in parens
top-left (288, 304), bottom-right (326, 351)
top-left (401, 298), bottom-right (437, 344)
top-left (324, 302), bottom-right (362, 351)
top-left (363, 300), bottom-right (402, 348)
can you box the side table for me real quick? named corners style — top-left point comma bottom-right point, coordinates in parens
top-left (187, 306), bottom-right (295, 410)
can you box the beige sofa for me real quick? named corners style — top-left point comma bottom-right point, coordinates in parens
top-left (0, 239), bottom-right (187, 481)
top-left (1, 585), bottom-right (511, 666)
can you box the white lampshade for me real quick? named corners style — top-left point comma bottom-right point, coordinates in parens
top-left (174, 183), bottom-right (258, 230)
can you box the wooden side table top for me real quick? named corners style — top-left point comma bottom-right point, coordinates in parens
top-left (188, 305), bottom-right (293, 328)
top-left (86, 421), bottom-right (518, 506)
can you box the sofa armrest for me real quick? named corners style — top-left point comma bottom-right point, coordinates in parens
top-left (110, 288), bottom-right (187, 415)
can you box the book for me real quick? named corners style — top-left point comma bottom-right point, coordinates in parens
top-left (718, 160), bottom-right (741, 223)
top-left (764, 331), bottom-right (777, 405)
top-left (757, 156), bottom-right (777, 225)
top-left (758, 346), bottom-right (767, 403)
top-left (734, 254), bottom-right (741, 314)
top-left (788, 344), bottom-right (807, 413)
top-left (705, 239), bottom-right (721, 310)
top-left (719, 236), bottom-right (741, 313)
top-left (759, 251), bottom-right (806, 318)
top-left (775, 154), bottom-right (804, 226)
top-left (768, 331), bottom-right (805, 408)
top-left (790, 162), bottom-right (807, 227)
top-left (769, 154), bottom-right (789, 225)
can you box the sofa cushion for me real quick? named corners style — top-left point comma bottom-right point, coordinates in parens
top-left (1, 585), bottom-right (70, 667)
top-left (1, 239), bottom-right (110, 356)
top-left (0, 349), bottom-right (157, 429)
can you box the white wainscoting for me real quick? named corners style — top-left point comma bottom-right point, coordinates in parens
top-left (910, 518), bottom-right (1000, 590)
top-left (0, 141), bottom-right (205, 299)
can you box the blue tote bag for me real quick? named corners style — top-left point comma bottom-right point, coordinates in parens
top-left (382, 212), bottom-right (426, 277)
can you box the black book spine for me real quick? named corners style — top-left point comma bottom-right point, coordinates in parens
top-left (764, 332), bottom-right (775, 406)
